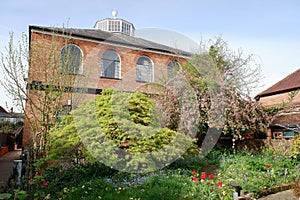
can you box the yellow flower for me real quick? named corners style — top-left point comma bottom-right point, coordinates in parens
top-left (200, 179), bottom-right (204, 183)
top-left (222, 191), bottom-right (226, 196)
top-left (44, 194), bottom-right (51, 200)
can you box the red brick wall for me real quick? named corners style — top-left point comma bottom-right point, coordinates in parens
top-left (23, 30), bottom-right (188, 148)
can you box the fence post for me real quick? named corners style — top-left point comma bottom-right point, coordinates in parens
top-left (22, 150), bottom-right (30, 178)
top-left (13, 160), bottom-right (22, 187)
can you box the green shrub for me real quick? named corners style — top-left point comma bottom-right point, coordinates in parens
top-left (48, 89), bottom-right (195, 172)
top-left (291, 134), bottom-right (300, 159)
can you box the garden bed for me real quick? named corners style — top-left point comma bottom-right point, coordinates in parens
top-left (4, 149), bottom-right (300, 199)
top-left (258, 183), bottom-right (297, 197)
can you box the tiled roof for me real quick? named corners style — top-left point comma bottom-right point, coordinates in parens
top-left (256, 69), bottom-right (300, 99)
top-left (0, 106), bottom-right (7, 113)
top-left (271, 112), bottom-right (300, 126)
top-left (29, 26), bottom-right (192, 58)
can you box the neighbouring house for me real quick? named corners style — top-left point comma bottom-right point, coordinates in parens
top-left (23, 11), bottom-right (191, 148)
top-left (0, 106), bottom-right (24, 124)
top-left (255, 69), bottom-right (300, 140)
top-left (0, 106), bottom-right (24, 153)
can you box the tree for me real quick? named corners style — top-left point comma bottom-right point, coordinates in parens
top-left (205, 38), bottom-right (269, 139)
top-left (157, 36), bottom-right (270, 141)
top-left (0, 28), bottom-right (82, 159)
top-left (196, 37), bottom-right (269, 139)
top-left (206, 37), bottom-right (262, 94)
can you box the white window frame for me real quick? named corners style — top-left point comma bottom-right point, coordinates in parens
top-left (59, 44), bottom-right (83, 75)
top-left (167, 60), bottom-right (181, 78)
top-left (136, 56), bottom-right (154, 83)
top-left (100, 50), bottom-right (121, 79)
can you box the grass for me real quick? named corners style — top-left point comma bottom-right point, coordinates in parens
top-left (23, 149), bottom-right (300, 199)
top-left (215, 150), bottom-right (299, 197)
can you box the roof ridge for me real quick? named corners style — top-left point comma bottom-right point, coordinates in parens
top-left (256, 68), bottom-right (300, 98)
top-left (29, 25), bottom-right (192, 57)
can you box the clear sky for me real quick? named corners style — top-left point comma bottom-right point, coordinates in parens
top-left (1, 0), bottom-right (300, 110)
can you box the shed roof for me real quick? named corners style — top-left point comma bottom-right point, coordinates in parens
top-left (29, 26), bottom-right (192, 58)
top-left (271, 112), bottom-right (300, 126)
top-left (256, 69), bottom-right (300, 100)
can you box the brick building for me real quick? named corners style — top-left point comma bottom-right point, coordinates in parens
top-left (23, 12), bottom-right (191, 148)
top-left (255, 69), bottom-right (300, 140)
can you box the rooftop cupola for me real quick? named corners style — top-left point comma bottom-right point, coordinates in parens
top-left (94, 9), bottom-right (135, 36)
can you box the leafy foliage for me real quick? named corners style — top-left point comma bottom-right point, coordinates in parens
top-left (48, 89), bottom-right (194, 172)
top-left (48, 114), bottom-right (88, 163)
top-left (223, 92), bottom-right (270, 138)
top-left (291, 134), bottom-right (300, 159)
top-left (216, 150), bottom-right (299, 197)
top-left (168, 37), bottom-right (270, 140)
top-left (0, 121), bottom-right (23, 147)
top-left (24, 149), bottom-right (300, 199)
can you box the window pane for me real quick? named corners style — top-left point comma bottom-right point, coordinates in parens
top-left (60, 44), bottom-right (83, 74)
top-left (101, 50), bottom-right (120, 79)
top-left (167, 61), bottom-right (180, 78)
top-left (136, 56), bottom-right (153, 82)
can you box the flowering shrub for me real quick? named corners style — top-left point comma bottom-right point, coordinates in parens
top-left (27, 171), bottom-right (50, 199)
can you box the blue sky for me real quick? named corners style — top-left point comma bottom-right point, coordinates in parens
top-left (1, 0), bottom-right (300, 110)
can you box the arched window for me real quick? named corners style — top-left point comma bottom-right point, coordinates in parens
top-left (59, 44), bottom-right (83, 74)
top-left (136, 56), bottom-right (153, 82)
top-left (100, 50), bottom-right (121, 79)
top-left (167, 60), bottom-right (181, 78)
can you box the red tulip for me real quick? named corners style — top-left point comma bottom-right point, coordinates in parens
top-left (192, 177), bottom-right (198, 182)
top-left (266, 165), bottom-right (271, 169)
top-left (200, 172), bottom-right (207, 179)
top-left (218, 182), bottom-right (223, 187)
top-left (208, 174), bottom-right (214, 179)
top-left (192, 171), bottom-right (197, 175)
